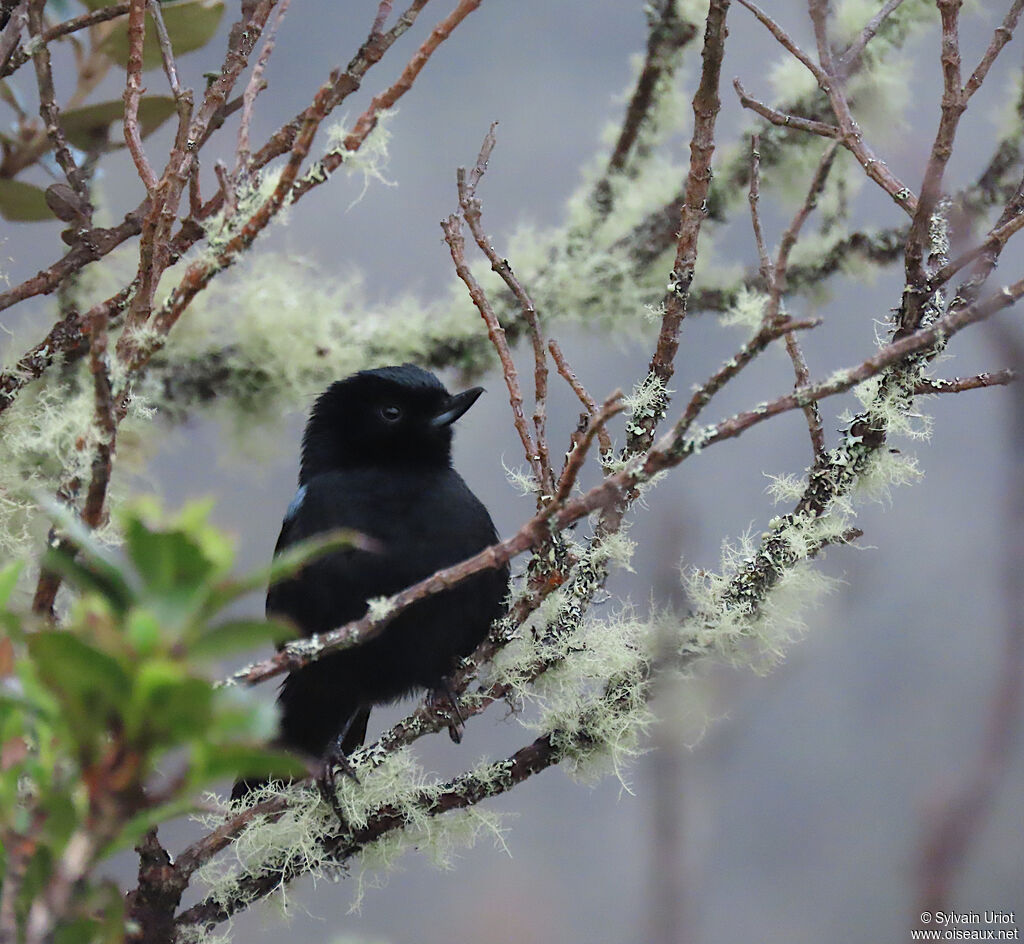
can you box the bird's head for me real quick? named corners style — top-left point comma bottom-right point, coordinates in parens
top-left (299, 364), bottom-right (483, 480)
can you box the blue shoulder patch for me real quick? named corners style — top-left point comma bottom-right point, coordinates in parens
top-left (284, 485), bottom-right (307, 523)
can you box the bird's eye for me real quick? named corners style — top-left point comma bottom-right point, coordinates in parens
top-left (379, 404), bottom-right (402, 423)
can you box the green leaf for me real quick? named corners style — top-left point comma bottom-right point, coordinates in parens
top-left (40, 547), bottom-right (135, 614)
top-left (27, 632), bottom-right (129, 703)
top-left (191, 618), bottom-right (295, 660)
top-left (190, 742), bottom-right (305, 786)
top-left (59, 96), bottom-right (178, 150)
top-left (131, 667), bottom-right (213, 742)
top-left (37, 495), bottom-right (137, 609)
top-left (210, 529), bottom-right (371, 610)
top-left (26, 632), bottom-right (129, 754)
top-left (0, 179), bottom-right (52, 222)
top-left (125, 608), bottom-right (163, 655)
top-left (124, 518), bottom-right (215, 592)
top-left (0, 561), bottom-right (22, 609)
top-left (101, 0), bottom-right (225, 71)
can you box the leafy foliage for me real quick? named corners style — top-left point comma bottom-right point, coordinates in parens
top-left (0, 500), bottom-right (339, 942)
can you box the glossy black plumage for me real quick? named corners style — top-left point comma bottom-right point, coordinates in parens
top-left (235, 365), bottom-right (508, 795)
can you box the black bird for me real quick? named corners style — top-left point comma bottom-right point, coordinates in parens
top-left (233, 365), bottom-right (508, 800)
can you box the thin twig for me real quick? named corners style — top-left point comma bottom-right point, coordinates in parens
top-left (342, 0), bottom-right (482, 152)
top-left (901, 0), bottom-right (966, 333)
top-left (589, 0), bottom-right (697, 220)
top-left (371, 0), bottom-right (393, 35)
top-left (677, 317), bottom-right (820, 438)
top-left (633, 0), bottom-right (731, 456)
top-left (457, 125), bottom-right (554, 498)
top-left (441, 213), bottom-right (541, 484)
top-left (0, 0), bottom-right (28, 74)
top-left (142, 0), bottom-right (440, 361)
top-left (549, 339), bottom-right (614, 458)
top-left (735, 0), bottom-right (829, 86)
top-left (914, 370), bottom-right (1016, 395)
top-left (733, 78), bottom-right (839, 139)
top-left (235, 0), bottom-right (291, 175)
top-left (963, 0), bottom-right (1024, 101)
top-left (2, 3), bottom-right (130, 78)
top-left (747, 134), bottom-right (773, 283)
top-left (147, 0), bottom-right (181, 96)
top-left (736, 0), bottom-right (917, 214)
top-left (27, 0), bottom-right (90, 204)
top-left (553, 393), bottom-right (624, 504)
top-left (837, 0), bottom-right (908, 75)
top-left (933, 196), bottom-right (1024, 289)
top-left (122, 0), bottom-right (157, 192)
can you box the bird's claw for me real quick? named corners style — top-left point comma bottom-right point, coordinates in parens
top-left (316, 733), bottom-right (360, 822)
top-left (428, 678), bottom-right (466, 744)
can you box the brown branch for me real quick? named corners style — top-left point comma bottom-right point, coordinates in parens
top-left (736, 0), bottom-right (828, 85)
top-left (933, 202), bottom-right (1024, 288)
top-left (243, 0), bottom-right (430, 182)
top-left (733, 78), bottom-right (839, 138)
top-left (27, 0), bottom-right (89, 205)
top-left (0, 208), bottom-right (145, 320)
top-left (553, 393), bottom-right (623, 505)
top-left (677, 317), bottom-right (820, 438)
top-left (0, 0), bottom-right (28, 74)
top-left (963, 0), bottom-right (1024, 101)
top-left (772, 142), bottom-right (837, 457)
top-left (747, 134), bottom-right (773, 282)
top-left (30, 305), bottom-right (120, 617)
top-left (371, 0), bottom-right (394, 35)
top-left (836, 0), bottom-right (907, 75)
top-left (737, 0), bottom-right (916, 214)
top-left (456, 124), bottom-right (554, 498)
top-left (122, 0), bottom-right (157, 192)
top-left (139, 0), bottom-right (441, 365)
top-left (633, 0), bottom-right (731, 456)
top-left (342, 0), bottom-right (482, 153)
top-left (913, 370), bottom-right (1016, 395)
top-left (608, 2), bottom-right (695, 176)
top-left (176, 728), bottom-right (570, 931)
top-left (235, 0), bottom-right (291, 175)
top-left (147, 0), bottom-right (181, 96)
top-left (588, 0), bottom-right (698, 221)
top-left (549, 339), bottom-right (614, 458)
top-left (441, 213), bottom-right (541, 484)
top-left (747, 137), bottom-right (836, 457)
top-left (901, 0), bottom-right (966, 334)
top-left (1, 3), bottom-right (130, 77)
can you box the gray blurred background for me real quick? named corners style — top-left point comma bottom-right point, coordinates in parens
top-left (4, 1), bottom-right (1024, 941)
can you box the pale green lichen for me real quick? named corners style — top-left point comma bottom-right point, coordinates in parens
top-left (309, 110), bottom-right (398, 208)
top-left (196, 749), bottom-right (507, 918)
top-left (0, 366), bottom-right (151, 568)
top-left (720, 286), bottom-right (769, 331)
top-left (622, 373), bottom-right (669, 437)
top-left (501, 458), bottom-right (539, 497)
top-left (680, 526), bottom-right (840, 672)
top-left (365, 596), bottom-right (396, 621)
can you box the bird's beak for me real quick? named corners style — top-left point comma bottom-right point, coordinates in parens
top-left (431, 387), bottom-right (484, 427)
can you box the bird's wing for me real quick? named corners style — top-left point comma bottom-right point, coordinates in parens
top-left (265, 474), bottom-right (403, 635)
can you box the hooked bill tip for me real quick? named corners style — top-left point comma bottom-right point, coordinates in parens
top-left (431, 386), bottom-right (484, 427)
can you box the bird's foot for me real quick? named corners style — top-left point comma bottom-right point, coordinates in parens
top-left (428, 678), bottom-right (466, 744)
top-left (315, 732), bottom-right (360, 822)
